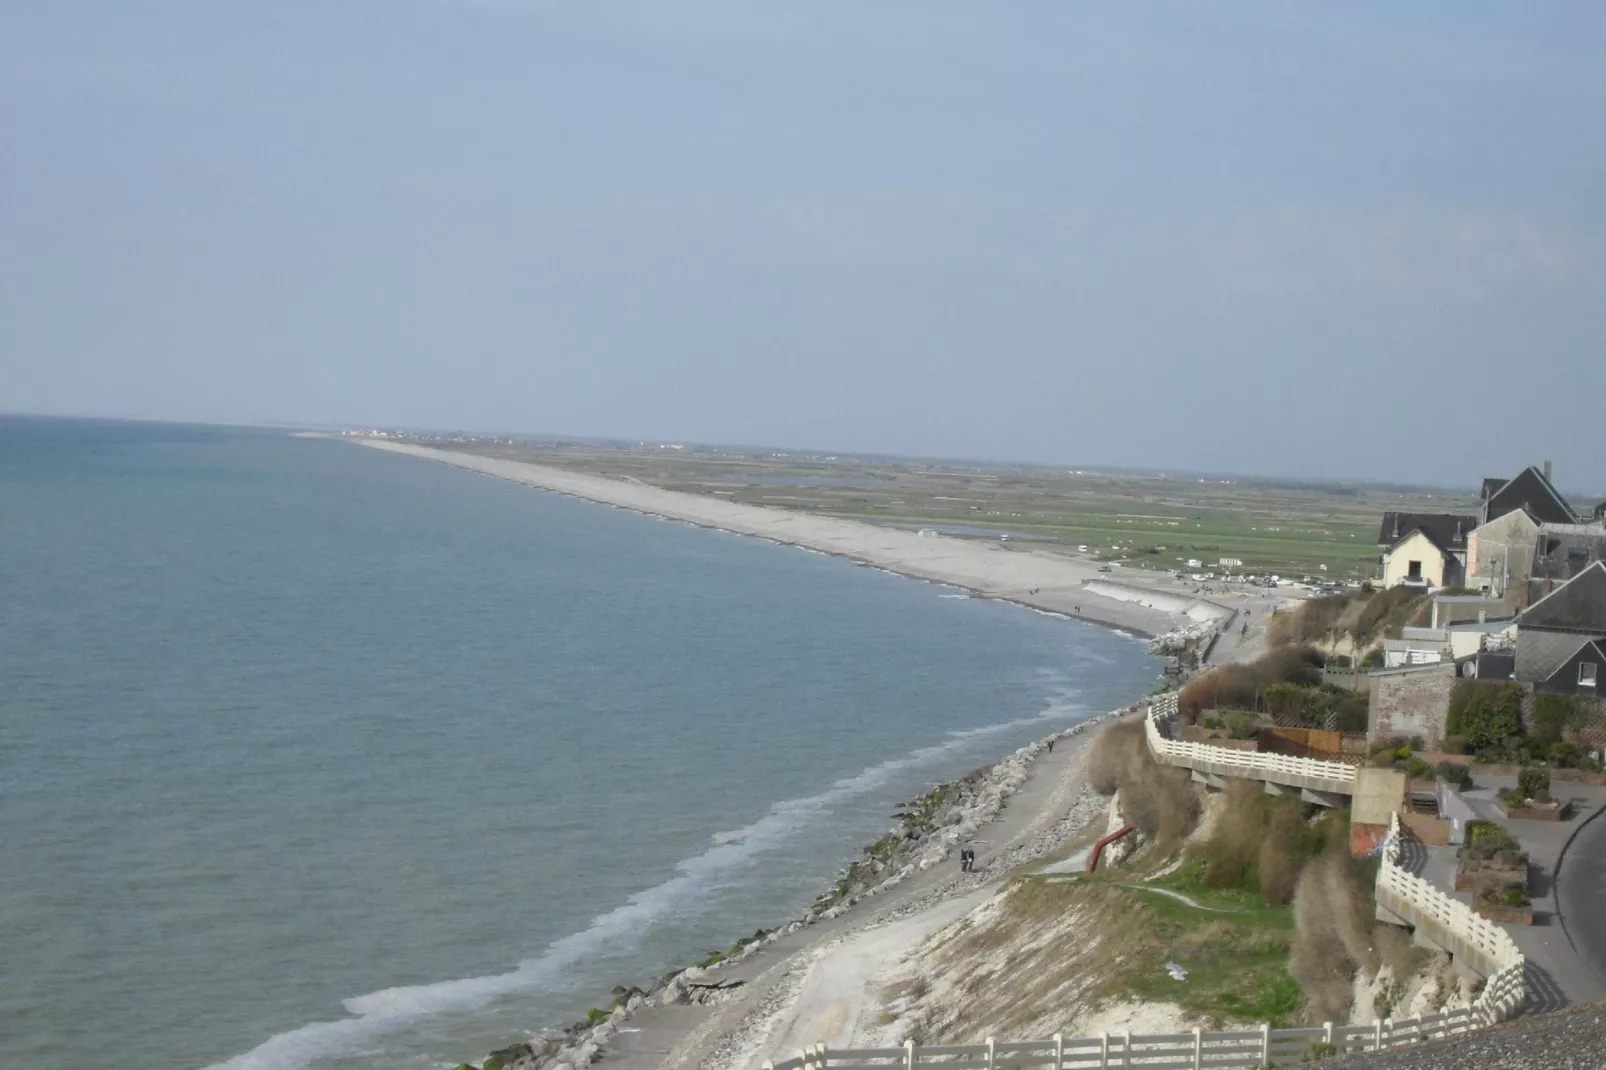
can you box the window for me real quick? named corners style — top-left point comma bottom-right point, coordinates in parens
top-left (1407, 560), bottom-right (1423, 580)
top-left (1582, 662), bottom-right (1599, 688)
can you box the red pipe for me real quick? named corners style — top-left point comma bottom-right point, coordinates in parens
top-left (1087, 824), bottom-right (1136, 874)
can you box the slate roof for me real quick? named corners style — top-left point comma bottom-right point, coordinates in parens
top-left (1377, 512), bottom-right (1477, 552)
top-left (1484, 466), bottom-right (1577, 526)
top-left (1481, 477), bottom-right (1507, 501)
top-left (1521, 562), bottom-right (1606, 634)
top-left (1538, 639), bottom-right (1606, 691)
top-left (1532, 526), bottom-right (1606, 582)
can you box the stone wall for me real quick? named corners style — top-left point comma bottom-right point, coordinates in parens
top-left (1368, 662), bottom-right (1456, 744)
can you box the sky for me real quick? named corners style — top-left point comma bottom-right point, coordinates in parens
top-left (3, 2), bottom-right (1604, 487)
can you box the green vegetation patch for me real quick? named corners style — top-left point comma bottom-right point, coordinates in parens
top-left (1077, 878), bottom-right (1300, 1028)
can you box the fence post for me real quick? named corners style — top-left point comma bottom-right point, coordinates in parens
top-left (1059, 1033), bottom-right (1069, 1070)
top-left (1323, 1021), bottom-right (1334, 1051)
top-left (1096, 1031), bottom-right (1105, 1069)
top-left (1259, 1023), bottom-right (1270, 1064)
top-left (1192, 1027), bottom-right (1202, 1070)
top-left (1122, 1029), bottom-right (1131, 1070)
top-left (1382, 1019), bottom-right (1393, 1049)
top-left (1373, 1018), bottom-right (1383, 1051)
top-left (986, 1036), bottom-right (996, 1070)
top-left (904, 1038), bottom-right (915, 1070)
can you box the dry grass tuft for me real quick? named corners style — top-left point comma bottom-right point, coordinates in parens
top-left (1087, 721), bottom-right (1198, 842)
top-left (1289, 849), bottom-right (1381, 1021)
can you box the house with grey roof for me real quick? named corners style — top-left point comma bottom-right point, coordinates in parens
top-left (1478, 462), bottom-right (1580, 527)
top-left (1514, 562), bottom-right (1606, 696)
top-left (1377, 511), bottom-right (1475, 589)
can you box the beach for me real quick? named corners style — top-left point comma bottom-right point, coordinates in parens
top-left (547, 710), bottom-right (1128, 1070)
top-left (353, 440), bottom-right (1241, 642)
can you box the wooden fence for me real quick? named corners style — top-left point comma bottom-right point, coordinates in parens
top-left (765, 1010), bottom-right (1484, 1070)
top-left (1144, 694), bottom-right (1359, 788)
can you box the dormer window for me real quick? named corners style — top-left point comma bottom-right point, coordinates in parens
top-left (1583, 662), bottom-right (1599, 688)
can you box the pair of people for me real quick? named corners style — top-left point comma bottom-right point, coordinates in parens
top-left (959, 847), bottom-right (978, 872)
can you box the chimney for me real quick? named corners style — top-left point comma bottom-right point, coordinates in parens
top-left (1544, 460), bottom-right (1554, 482)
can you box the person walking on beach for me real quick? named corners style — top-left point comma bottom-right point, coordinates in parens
top-left (1047, 738), bottom-right (1055, 754)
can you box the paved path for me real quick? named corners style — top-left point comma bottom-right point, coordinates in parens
top-left (1413, 777), bottom-right (1606, 1011)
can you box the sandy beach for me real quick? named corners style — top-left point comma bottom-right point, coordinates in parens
top-left (353, 439), bottom-right (1249, 641)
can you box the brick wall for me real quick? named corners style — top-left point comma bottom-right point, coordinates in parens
top-left (1368, 662), bottom-right (1456, 744)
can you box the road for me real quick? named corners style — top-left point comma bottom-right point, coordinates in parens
top-left (1553, 794), bottom-right (1606, 992)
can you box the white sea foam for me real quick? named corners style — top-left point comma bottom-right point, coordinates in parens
top-left (206, 694), bottom-right (1094, 1070)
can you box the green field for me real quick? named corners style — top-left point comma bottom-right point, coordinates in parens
top-left (434, 437), bottom-right (1483, 582)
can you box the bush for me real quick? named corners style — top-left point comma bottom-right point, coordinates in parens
top-left (1464, 821), bottom-right (1521, 860)
top-left (1447, 681), bottom-right (1524, 751)
top-left (1405, 757), bottom-right (1433, 779)
top-left (1194, 781), bottom-right (1343, 903)
top-left (1518, 766), bottom-right (1552, 803)
top-left (1435, 761), bottom-right (1472, 789)
top-left (1551, 741), bottom-right (1582, 768)
top-left (1530, 694), bottom-right (1583, 747)
top-left (1442, 735), bottom-right (1467, 755)
top-left (1368, 750), bottom-right (1396, 769)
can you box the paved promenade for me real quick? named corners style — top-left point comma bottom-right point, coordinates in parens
top-left (1405, 775), bottom-right (1606, 1011)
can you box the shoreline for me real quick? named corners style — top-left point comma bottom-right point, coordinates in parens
top-left (488, 704), bottom-right (1139, 1070)
top-left (347, 438), bottom-right (1235, 642)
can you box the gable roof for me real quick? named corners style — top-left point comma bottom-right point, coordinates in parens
top-left (1538, 639), bottom-right (1606, 689)
top-left (1378, 512), bottom-right (1476, 553)
top-left (1481, 477), bottom-right (1507, 501)
top-left (1484, 466), bottom-right (1577, 526)
top-left (1521, 561), bottom-right (1606, 634)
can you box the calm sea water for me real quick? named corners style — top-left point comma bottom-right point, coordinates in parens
top-left (0, 416), bottom-right (1160, 1070)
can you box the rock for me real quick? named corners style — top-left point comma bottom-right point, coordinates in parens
top-left (485, 1043), bottom-right (534, 1070)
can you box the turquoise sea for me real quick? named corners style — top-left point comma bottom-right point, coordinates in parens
top-left (0, 416), bottom-right (1160, 1070)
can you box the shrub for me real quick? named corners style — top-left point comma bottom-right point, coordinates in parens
top-left (1405, 757), bottom-right (1433, 779)
top-left (1435, 761), bottom-right (1472, 789)
top-left (1194, 781), bottom-right (1337, 903)
top-left (1447, 681), bottom-right (1524, 751)
top-left (1517, 766), bottom-right (1552, 803)
top-left (1551, 741), bottom-right (1582, 768)
top-left (1464, 821), bottom-right (1521, 860)
top-left (1530, 694), bottom-right (1583, 747)
top-left (1442, 735), bottom-right (1467, 755)
top-left (1368, 751), bottom-right (1396, 769)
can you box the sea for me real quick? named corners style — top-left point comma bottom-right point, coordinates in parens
top-left (0, 415), bottom-right (1161, 1070)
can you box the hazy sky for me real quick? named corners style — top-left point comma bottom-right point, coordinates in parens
top-left (3, 3), bottom-right (1604, 486)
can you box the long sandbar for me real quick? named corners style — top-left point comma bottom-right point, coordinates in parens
top-left (352, 439), bottom-right (1216, 638)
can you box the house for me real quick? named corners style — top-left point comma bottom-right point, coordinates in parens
top-left (1533, 639), bottom-right (1606, 696)
top-left (1513, 561), bottom-right (1606, 690)
top-left (1465, 509), bottom-right (1539, 605)
top-left (1478, 462), bottom-right (1580, 527)
top-left (1527, 522), bottom-right (1606, 605)
top-left (1377, 512), bottom-right (1475, 589)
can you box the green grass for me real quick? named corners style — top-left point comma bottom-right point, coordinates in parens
top-left (1077, 863), bottom-right (1303, 1027)
top-left (445, 440), bottom-right (1458, 580)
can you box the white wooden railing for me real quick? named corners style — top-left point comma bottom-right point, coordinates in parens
top-left (1143, 693), bottom-right (1358, 787)
top-left (1378, 813), bottom-right (1526, 1024)
top-left (765, 1011), bottom-right (1484, 1070)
